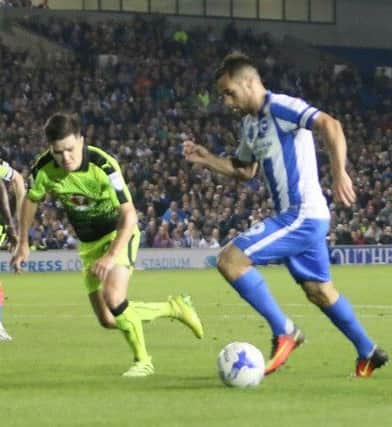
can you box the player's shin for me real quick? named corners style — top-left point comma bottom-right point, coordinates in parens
top-left (232, 267), bottom-right (293, 336)
top-left (110, 300), bottom-right (150, 362)
top-left (322, 294), bottom-right (374, 358)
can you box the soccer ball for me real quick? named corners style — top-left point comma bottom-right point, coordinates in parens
top-left (217, 342), bottom-right (265, 388)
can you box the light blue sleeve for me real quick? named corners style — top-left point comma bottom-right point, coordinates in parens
top-left (270, 94), bottom-right (320, 131)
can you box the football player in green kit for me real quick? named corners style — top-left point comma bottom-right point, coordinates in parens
top-left (11, 112), bottom-right (203, 377)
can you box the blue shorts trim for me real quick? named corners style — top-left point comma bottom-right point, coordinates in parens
top-left (233, 209), bottom-right (331, 283)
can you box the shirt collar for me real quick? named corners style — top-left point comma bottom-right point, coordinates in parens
top-left (77, 145), bottom-right (89, 172)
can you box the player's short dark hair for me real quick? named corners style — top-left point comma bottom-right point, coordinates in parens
top-left (215, 52), bottom-right (257, 81)
top-left (44, 112), bottom-right (81, 144)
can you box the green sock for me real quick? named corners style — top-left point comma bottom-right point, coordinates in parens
top-left (115, 305), bottom-right (150, 362)
top-left (129, 301), bottom-right (174, 322)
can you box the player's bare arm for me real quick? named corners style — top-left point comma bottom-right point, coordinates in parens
top-left (10, 170), bottom-right (26, 223)
top-left (313, 112), bottom-right (356, 207)
top-left (90, 201), bottom-right (137, 282)
top-left (183, 140), bottom-right (257, 180)
top-left (10, 196), bottom-right (37, 273)
top-left (6, 170), bottom-right (25, 251)
top-left (0, 181), bottom-right (18, 250)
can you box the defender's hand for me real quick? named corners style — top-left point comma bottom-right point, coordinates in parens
top-left (10, 242), bottom-right (30, 273)
top-left (6, 225), bottom-right (18, 252)
top-left (90, 254), bottom-right (115, 282)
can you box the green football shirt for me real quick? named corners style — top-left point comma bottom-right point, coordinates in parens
top-left (28, 145), bottom-right (133, 242)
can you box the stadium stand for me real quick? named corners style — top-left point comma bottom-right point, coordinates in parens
top-left (0, 13), bottom-right (391, 249)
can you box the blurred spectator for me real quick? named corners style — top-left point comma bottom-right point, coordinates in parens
top-left (199, 228), bottom-right (220, 249)
top-left (152, 224), bottom-right (172, 248)
top-left (171, 227), bottom-right (187, 248)
top-left (335, 224), bottom-right (353, 245)
top-left (363, 221), bottom-right (382, 244)
top-left (173, 25), bottom-right (188, 45)
top-left (379, 226), bottom-right (392, 244)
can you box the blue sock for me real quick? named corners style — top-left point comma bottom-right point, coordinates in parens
top-left (322, 295), bottom-right (374, 358)
top-left (232, 267), bottom-right (291, 336)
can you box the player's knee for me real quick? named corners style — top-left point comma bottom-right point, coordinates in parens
top-left (102, 288), bottom-right (123, 310)
top-left (302, 282), bottom-right (337, 307)
top-left (97, 313), bottom-right (116, 329)
top-left (217, 247), bottom-right (230, 274)
top-left (217, 245), bottom-right (239, 274)
top-left (97, 315), bottom-right (115, 329)
top-left (304, 288), bottom-right (325, 306)
top-left (217, 244), bottom-right (252, 282)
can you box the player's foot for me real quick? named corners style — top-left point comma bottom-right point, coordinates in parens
top-left (355, 347), bottom-right (389, 377)
top-left (169, 295), bottom-right (204, 339)
top-left (122, 358), bottom-right (154, 378)
top-left (0, 322), bottom-right (12, 342)
top-left (265, 325), bottom-right (305, 375)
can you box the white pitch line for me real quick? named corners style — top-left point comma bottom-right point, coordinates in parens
top-left (7, 313), bottom-right (392, 320)
top-left (7, 302), bottom-right (392, 309)
top-left (201, 303), bottom-right (392, 309)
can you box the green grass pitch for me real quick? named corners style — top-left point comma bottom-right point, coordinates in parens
top-left (0, 265), bottom-right (391, 427)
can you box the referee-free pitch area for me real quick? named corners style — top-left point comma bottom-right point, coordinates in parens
top-left (1, 266), bottom-right (391, 427)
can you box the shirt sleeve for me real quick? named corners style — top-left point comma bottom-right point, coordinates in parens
top-left (27, 169), bottom-right (48, 202)
top-left (0, 159), bottom-right (14, 182)
top-left (270, 94), bottom-right (320, 132)
top-left (100, 155), bottom-right (132, 205)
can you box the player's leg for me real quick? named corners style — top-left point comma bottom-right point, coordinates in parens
top-left (86, 270), bottom-right (154, 377)
top-left (287, 221), bottom-right (389, 377)
top-left (80, 233), bottom-right (151, 376)
top-left (218, 211), bottom-right (312, 335)
top-left (121, 230), bottom-right (203, 338)
top-left (88, 283), bottom-right (203, 338)
top-left (217, 244), bottom-right (304, 375)
top-left (86, 265), bottom-right (151, 361)
top-left (88, 289), bottom-right (117, 329)
top-left (217, 212), bottom-right (310, 374)
top-left (0, 280), bottom-right (12, 342)
top-left (301, 279), bottom-right (388, 376)
top-left (222, 212), bottom-right (346, 374)
top-left (217, 244), bottom-right (294, 337)
top-left (102, 264), bottom-right (155, 377)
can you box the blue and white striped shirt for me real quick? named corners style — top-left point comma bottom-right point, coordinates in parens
top-left (237, 91), bottom-right (330, 219)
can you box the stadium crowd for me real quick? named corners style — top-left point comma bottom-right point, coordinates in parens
top-left (0, 1), bottom-right (47, 8)
top-left (1, 1), bottom-right (31, 7)
top-left (0, 14), bottom-right (391, 251)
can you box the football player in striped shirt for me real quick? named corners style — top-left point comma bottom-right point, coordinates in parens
top-left (183, 52), bottom-right (388, 377)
